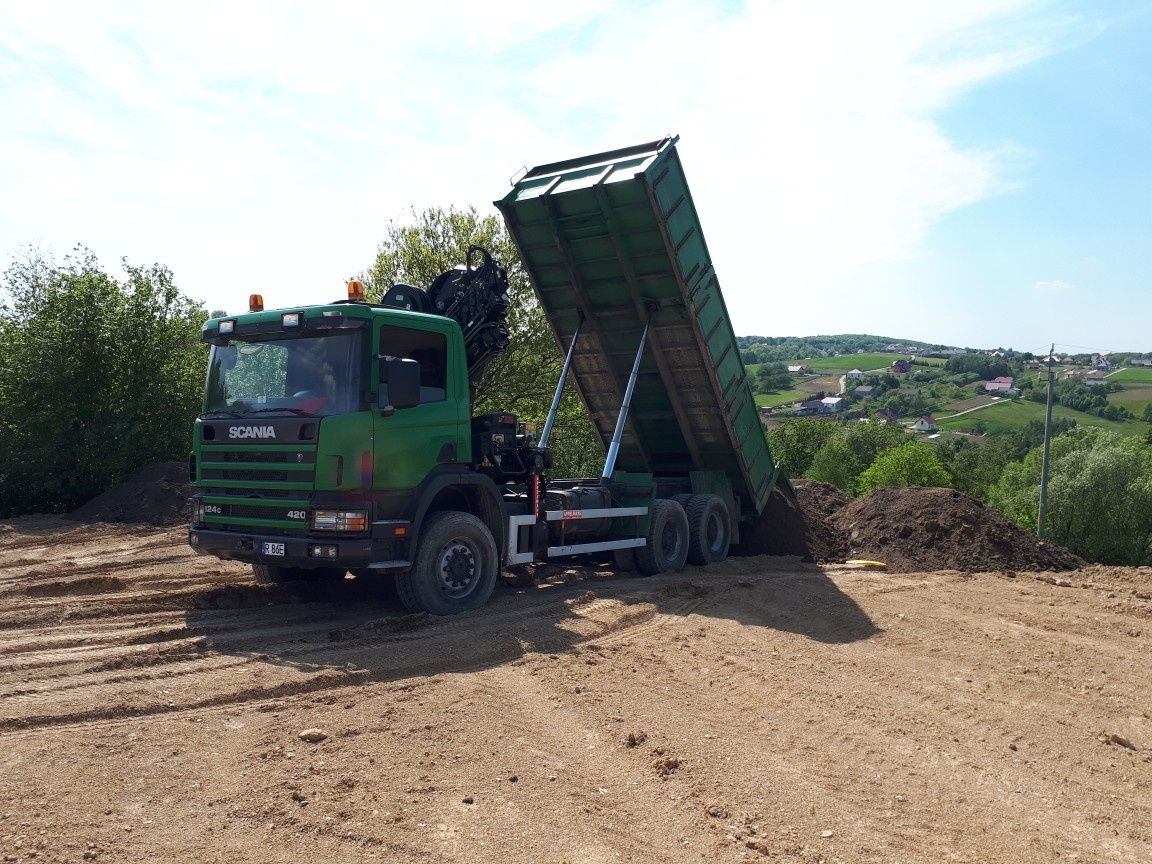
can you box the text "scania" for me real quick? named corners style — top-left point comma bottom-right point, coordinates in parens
top-left (228, 426), bottom-right (277, 439)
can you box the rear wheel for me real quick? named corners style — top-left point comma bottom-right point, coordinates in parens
top-left (396, 511), bottom-right (498, 615)
top-left (684, 494), bottom-right (731, 565)
top-left (635, 499), bottom-right (689, 576)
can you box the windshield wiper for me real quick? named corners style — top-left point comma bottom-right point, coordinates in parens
top-left (200, 410), bottom-right (246, 419)
top-left (244, 407), bottom-right (317, 417)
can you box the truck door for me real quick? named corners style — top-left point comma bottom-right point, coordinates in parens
top-left (372, 324), bottom-right (462, 491)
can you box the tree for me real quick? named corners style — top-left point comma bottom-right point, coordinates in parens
top-left (363, 206), bottom-right (600, 478)
top-left (767, 418), bottom-right (841, 478)
top-left (804, 438), bottom-right (864, 491)
top-left (857, 442), bottom-right (952, 492)
top-left (1143, 403), bottom-right (1152, 424)
top-left (755, 362), bottom-right (791, 393)
top-left (989, 428), bottom-right (1152, 564)
top-left (0, 247), bottom-right (208, 516)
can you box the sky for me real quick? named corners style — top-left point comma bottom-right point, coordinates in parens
top-left (1, 0), bottom-right (1149, 354)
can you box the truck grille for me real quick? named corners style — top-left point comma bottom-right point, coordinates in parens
top-left (197, 444), bottom-right (318, 534)
top-left (201, 468), bottom-right (315, 483)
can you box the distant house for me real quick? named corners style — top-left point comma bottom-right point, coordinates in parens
top-left (1085, 373), bottom-right (1108, 387)
top-left (915, 416), bottom-right (939, 432)
top-left (795, 399), bottom-right (822, 416)
top-left (985, 376), bottom-right (1015, 392)
top-left (819, 397), bottom-right (845, 414)
top-left (786, 364), bottom-right (809, 375)
top-left (1133, 358), bottom-right (1152, 367)
top-left (890, 359), bottom-right (911, 374)
top-left (846, 369), bottom-right (865, 380)
top-left (853, 385), bottom-right (877, 398)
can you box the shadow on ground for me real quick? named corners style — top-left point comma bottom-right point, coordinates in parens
top-left (184, 556), bottom-right (880, 687)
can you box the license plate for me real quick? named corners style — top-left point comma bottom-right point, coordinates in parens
top-left (260, 542), bottom-right (286, 557)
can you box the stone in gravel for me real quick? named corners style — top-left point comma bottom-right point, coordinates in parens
top-left (1104, 733), bottom-right (1136, 750)
top-left (297, 729), bottom-right (328, 743)
top-left (462, 797), bottom-right (474, 805)
top-left (820, 830), bottom-right (834, 838)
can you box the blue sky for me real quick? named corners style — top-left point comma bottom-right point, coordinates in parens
top-left (1, 1), bottom-right (1148, 353)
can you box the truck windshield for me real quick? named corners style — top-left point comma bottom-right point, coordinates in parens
top-left (204, 332), bottom-right (361, 417)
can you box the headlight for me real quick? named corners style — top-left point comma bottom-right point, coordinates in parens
top-left (218, 320), bottom-right (235, 334)
top-left (311, 509), bottom-right (368, 532)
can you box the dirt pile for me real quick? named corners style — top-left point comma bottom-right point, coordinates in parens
top-left (738, 482), bottom-right (848, 563)
top-left (834, 486), bottom-right (1084, 573)
top-left (67, 462), bottom-right (190, 526)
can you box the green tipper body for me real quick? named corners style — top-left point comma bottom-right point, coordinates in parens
top-left (495, 137), bottom-right (780, 517)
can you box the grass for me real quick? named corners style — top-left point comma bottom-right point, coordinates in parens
top-left (1108, 383), bottom-right (1152, 420)
top-left (754, 389), bottom-right (808, 408)
top-left (1109, 367), bottom-right (1152, 383)
top-left (796, 353), bottom-right (908, 372)
top-left (936, 398), bottom-right (1148, 437)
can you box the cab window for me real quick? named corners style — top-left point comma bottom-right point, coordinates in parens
top-left (379, 326), bottom-right (447, 403)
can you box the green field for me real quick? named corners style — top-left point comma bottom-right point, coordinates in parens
top-left (1108, 383), bottom-right (1152, 419)
top-left (937, 399), bottom-right (1147, 436)
top-left (754, 389), bottom-right (808, 408)
top-left (791, 353), bottom-right (905, 372)
top-left (1109, 367), bottom-right (1152, 383)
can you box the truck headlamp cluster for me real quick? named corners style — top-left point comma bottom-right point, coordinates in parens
top-left (191, 499), bottom-right (205, 525)
top-left (310, 509), bottom-right (368, 532)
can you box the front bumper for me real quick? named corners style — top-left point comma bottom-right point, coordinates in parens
top-left (188, 528), bottom-right (403, 570)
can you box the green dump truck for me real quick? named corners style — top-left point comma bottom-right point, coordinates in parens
top-left (188, 136), bottom-right (784, 614)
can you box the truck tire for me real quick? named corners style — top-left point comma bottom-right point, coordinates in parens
top-left (683, 494), bottom-right (731, 565)
top-left (635, 499), bottom-right (689, 576)
top-left (252, 565), bottom-right (346, 584)
top-left (396, 511), bottom-right (498, 615)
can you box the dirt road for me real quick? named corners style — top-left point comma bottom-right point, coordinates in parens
top-left (1, 518), bottom-right (1150, 863)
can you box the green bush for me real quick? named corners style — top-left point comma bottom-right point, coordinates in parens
top-left (0, 248), bottom-right (208, 516)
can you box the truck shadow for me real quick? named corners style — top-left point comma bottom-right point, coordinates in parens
top-left (183, 556), bottom-right (880, 686)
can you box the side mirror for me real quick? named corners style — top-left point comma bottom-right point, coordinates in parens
top-left (379, 356), bottom-right (421, 412)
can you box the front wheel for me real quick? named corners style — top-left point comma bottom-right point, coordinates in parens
top-left (396, 511), bottom-right (498, 615)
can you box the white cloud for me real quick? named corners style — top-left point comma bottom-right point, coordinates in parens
top-left (1034, 279), bottom-right (1076, 293)
top-left (0, 0), bottom-right (1083, 332)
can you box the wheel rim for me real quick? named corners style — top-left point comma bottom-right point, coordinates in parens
top-left (436, 538), bottom-right (481, 599)
top-left (660, 519), bottom-right (682, 561)
top-left (705, 511), bottom-right (725, 554)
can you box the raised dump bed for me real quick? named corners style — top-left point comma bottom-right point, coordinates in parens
top-left (496, 136), bottom-right (780, 517)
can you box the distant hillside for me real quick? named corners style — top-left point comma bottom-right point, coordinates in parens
top-left (737, 333), bottom-right (954, 364)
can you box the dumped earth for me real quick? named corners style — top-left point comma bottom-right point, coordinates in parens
top-left (833, 486), bottom-right (1085, 573)
top-left (1, 518), bottom-right (1150, 863)
top-left (756, 480), bottom-right (1083, 573)
top-left (67, 461), bottom-right (190, 526)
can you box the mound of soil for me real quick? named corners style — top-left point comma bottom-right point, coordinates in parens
top-left (739, 484), bottom-right (848, 563)
top-left (834, 487), bottom-right (1083, 573)
top-left (67, 462), bottom-right (190, 526)
top-left (793, 479), bottom-right (853, 522)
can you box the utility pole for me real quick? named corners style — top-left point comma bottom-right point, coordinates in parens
top-left (1037, 343), bottom-right (1055, 539)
